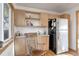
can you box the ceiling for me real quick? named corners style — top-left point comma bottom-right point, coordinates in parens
top-left (15, 3), bottom-right (79, 13)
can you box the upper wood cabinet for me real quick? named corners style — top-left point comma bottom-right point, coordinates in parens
top-left (14, 10), bottom-right (60, 27)
top-left (25, 12), bottom-right (40, 20)
top-left (40, 13), bottom-right (48, 26)
top-left (14, 10), bottom-right (40, 27)
top-left (60, 14), bottom-right (70, 19)
top-left (48, 14), bottom-right (59, 19)
top-left (14, 10), bottom-right (26, 26)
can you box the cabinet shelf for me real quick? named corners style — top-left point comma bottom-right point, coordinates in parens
top-left (25, 18), bottom-right (40, 20)
top-left (15, 25), bottom-right (48, 28)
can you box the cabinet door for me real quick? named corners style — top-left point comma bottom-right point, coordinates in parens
top-left (14, 37), bottom-right (26, 56)
top-left (48, 14), bottom-right (59, 19)
top-left (40, 13), bottom-right (48, 26)
top-left (14, 10), bottom-right (26, 26)
top-left (37, 36), bottom-right (49, 50)
top-left (42, 36), bottom-right (49, 50)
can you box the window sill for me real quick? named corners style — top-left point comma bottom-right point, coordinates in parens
top-left (0, 37), bottom-right (13, 54)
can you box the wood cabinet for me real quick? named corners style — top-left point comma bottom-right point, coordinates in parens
top-left (14, 10), bottom-right (26, 26)
top-left (48, 14), bottom-right (59, 19)
top-left (60, 14), bottom-right (70, 19)
top-left (40, 13), bottom-right (48, 26)
top-left (14, 35), bottom-right (49, 56)
top-left (25, 12), bottom-right (40, 19)
top-left (14, 37), bottom-right (26, 56)
top-left (14, 10), bottom-right (60, 27)
top-left (37, 36), bottom-right (49, 50)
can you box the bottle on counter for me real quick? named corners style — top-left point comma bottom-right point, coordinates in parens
top-left (16, 31), bottom-right (20, 36)
top-left (37, 31), bottom-right (40, 35)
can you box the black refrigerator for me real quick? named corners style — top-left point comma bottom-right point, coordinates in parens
top-left (48, 18), bottom-right (68, 54)
top-left (48, 19), bottom-right (56, 54)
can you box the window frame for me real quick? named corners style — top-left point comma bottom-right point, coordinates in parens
top-left (2, 3), bottom-right (11, 42)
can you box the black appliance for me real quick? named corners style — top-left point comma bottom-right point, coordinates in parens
top-left (48, 19), bottom-right (56, 54)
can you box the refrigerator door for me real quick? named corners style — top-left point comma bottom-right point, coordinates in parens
top-left (56, 31), bottom-right (68, 54)
top-left (56, 19), bottom-right (68, 54)
top-left (56, 19), bottom-right (68, 31)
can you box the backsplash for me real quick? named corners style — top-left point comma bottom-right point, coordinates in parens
top-left (14, 26), bottom-right (48, 35)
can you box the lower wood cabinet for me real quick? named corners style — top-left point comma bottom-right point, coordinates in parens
top-left (37, 36), bottom-right (49, 50)
top-left (14, 36), bottom-right (49, 56)
top-left (14, 37), bottom-right (26, 56)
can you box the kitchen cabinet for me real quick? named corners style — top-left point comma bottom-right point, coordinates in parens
top-left (14, 10), bottom-right (26, 26)
top-left (25, 12), bottom-right (40, 20)
top-left (60, 14), bottom-right (70, 19)
top-left (48, 14), bottom-right (59, 19)
top-left (14, 37), bottom-right (26, 56)
top-left (40, 13), bottom-right (48, 26)
top-left (37, 36), bottom-right (49, 50)
top-left (14, 35), bottom-right (49, 56)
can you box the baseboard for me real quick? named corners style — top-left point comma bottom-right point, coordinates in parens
top-left (69, 48), bottom-right (77, 52)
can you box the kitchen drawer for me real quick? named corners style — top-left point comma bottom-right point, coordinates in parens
top-left (37, 36), bottom-right (49, 50)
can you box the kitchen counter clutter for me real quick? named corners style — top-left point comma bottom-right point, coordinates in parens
top-left (14, 32), bottom-right (49, 56)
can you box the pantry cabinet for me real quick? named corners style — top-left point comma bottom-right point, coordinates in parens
top-left (14, 10), bottom-right (26, 26)
top-left (40, 13), bottom-right (48, 26)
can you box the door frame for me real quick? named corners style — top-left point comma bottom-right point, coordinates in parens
top-left (76, 11), bottom-right (79, 53)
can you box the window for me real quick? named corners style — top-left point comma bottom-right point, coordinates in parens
top-left (3, 3), bottom-right (11, 41)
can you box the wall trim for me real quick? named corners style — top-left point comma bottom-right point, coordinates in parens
top-left (76, 11), bottom-right (79, 53)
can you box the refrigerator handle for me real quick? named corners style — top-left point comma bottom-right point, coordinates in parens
top-left (57, 32), bottom-right (60, 40)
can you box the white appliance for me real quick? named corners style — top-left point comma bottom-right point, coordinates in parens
top-left (56, 19), bottom-right (68, 54)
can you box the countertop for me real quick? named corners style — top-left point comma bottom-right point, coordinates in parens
top-left (38, 35), bottom-right (49, 36)
top-left (15, 35), bottom-right (49, 38)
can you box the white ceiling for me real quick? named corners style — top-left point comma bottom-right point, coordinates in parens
top-left (15, 3), bottom-right (79, 13)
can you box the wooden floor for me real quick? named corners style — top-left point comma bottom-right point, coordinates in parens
top-left (27, 49), bottom-right (79, 56)
top-left (32, 50), bottom-right (55, 56)
top-left (77, 48), bottom-right (79, 56)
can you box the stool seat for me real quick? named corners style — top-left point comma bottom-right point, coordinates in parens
top-left (32, 50), bottom-right (47, 56)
